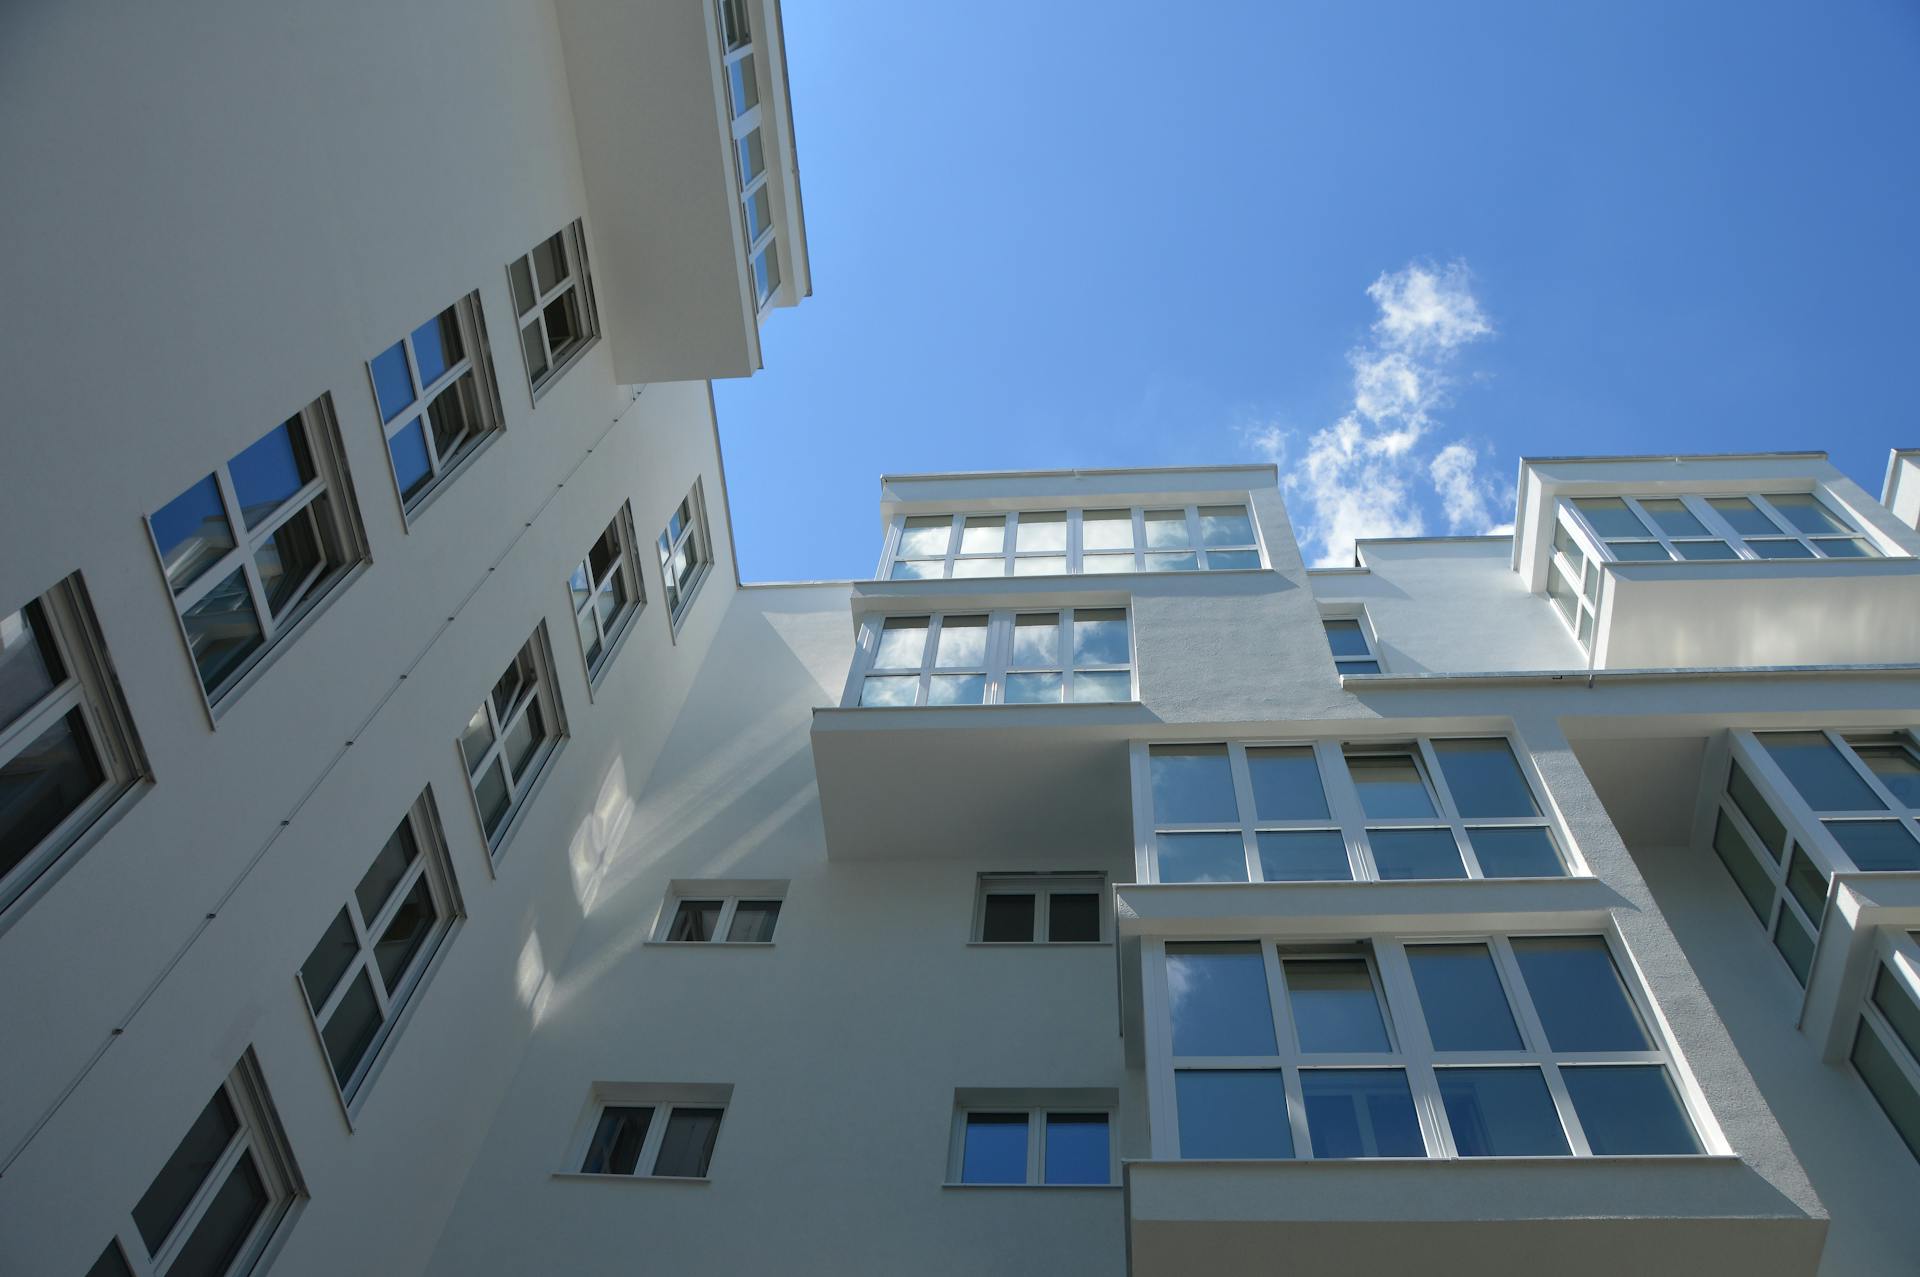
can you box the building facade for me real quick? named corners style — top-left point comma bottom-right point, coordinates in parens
top-left (3, 5), bottom-right (1919, 1277)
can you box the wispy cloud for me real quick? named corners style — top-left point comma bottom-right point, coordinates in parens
top-left (1251, 260), bottom-right (1509, 565)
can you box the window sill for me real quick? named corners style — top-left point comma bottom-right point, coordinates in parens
top-left (641, 940), bottom-right (776, 948)
top-left (551, 1172), bottom-right (711, 1185)
top-left (964, 940), bottom-right (1112, 948)
top-left (667, 563), bottom-right (715, 641)
top-left (941, 1181), bottom-right (1121, 1190)
top-left (202, 560), bottom-right (369, 725)
top-left (582, 604), bottom-right (645, 703)
top-left (395, 428), bottom-right (504, 531)
top-left (527, 334), bottom-right (601, 407)
top-left (482, 738), bottom-right (567, 874)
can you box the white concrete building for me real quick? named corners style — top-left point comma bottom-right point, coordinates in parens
top-left (2, 5), bottom-right (1918, 1277)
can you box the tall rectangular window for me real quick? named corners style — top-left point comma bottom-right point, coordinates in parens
top-left (461, 629), bottom-right (565, 853)
top-left (367, 294), bottom-right (504, 516)
top-left (509, 220), bottom-right (600, 396)
top-left (853, 609), bottom-right (1133, 707)
top-left (883, 505), bottom-right (1262, 578)
top-left (658, 483), bottom-right (714, 628)
top-left (1322, 613), bottom-right (1382, 674)
top-left (570, 504), bottom-right (645, 686)
top-left (147, 397), bottom-right (367, 705)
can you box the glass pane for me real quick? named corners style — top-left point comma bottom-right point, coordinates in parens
top-left (1572, 498), bottom-right (1649, 539)
top-left (1166, 942), bottom-right (1276, 1055)
top-left (1367, 828), bottom-right (1465, 880)
top-left (369, 339), bottom-right (415, 423)
top-left (389, 419), bottom-right (433, 501)
top-left (1013, 554), bottom-right (1066, 576)
top-left (595, 573), bottom-right (626, 629)
top-left (1176, 1070), bottom-right (1292, 1158)
top-left (1010, 615), bottom-right (1058, 667)
top-left (1083, 552), bottom-right (1134, 574)
top-left (727, 53), bottom-right (758, 116)
top-left (1825, 820), bottom-right (1920, 871)
top-left (1511, 936), bottom-right (1650, 1052)
top-left (1071, 670), bottom-right (1130, 703)
top-left (1816, 537), bottom-right (1874, 558)
top-left (1150, 745), bottom-right (1237, 824)
top-left (980, 892), bottom-right (1035, 942)
top-left (152, 475), bottom-right (236, 594)
top-left (475, 761), bottom-right (510, 836)
top-left (927, 674), bottom-right (985, 705)
top-left (1750, 539), bottom-right (1814, 559)
top-left (1285, 958), bottom-right (1390, 1052)
top-left (568, 563), bottom-right (591, 613)
top-left (1727, 760), bottom-right (1786, 860)
top-left (321, 968), bottom-right (383, 1087)
top-left (1323, 619), bottom-right (1370, 659)
top-left (411, 306), bottom-right (464, 386)
top-left (752, 240), bottom-right (782, 303)
top-left (1553, 522), bottom-right (1585, 574)
top-left (1432, 739), bottom-right (1540, 818)
top-left (532, 231), bottom-right (569, 294)
top-left (135, 1090), bottom-right (240, 1251)
top-left (1765, 492), bottom-right (1849, 535)
top-left (1049, 892), bottom-right (1100, 941)
top-left (1337, 658), bottom-right (1382, 675)
top-left (1409, 944), bottom-right (1523, 1051)
top-left (1437, 1068), bottom-right (1569, 1156)
top-left (1708, 496), bottom-right (1777, 536)
top-left (581, 1106), bottom-right (652, 1175)
top-left (459, 704), bottom-right (494, 773)
top-left (719, 0), bottom-right (750, 48)
top-left (873, 617), bottom-right (928, 669)
top-left (949, 557), bottom-right (1001, 579)
top-left (889, 559), bottom-right (939, 580)
top-left (181, 570), bottom-right (264, 693)
top-left (1157, 832), bottom-right (1247, 883)
top-left (1199, 505), bottom-right (1254, 547)
top-left (1082, 509), bottom-right (1133, 551)
top-left (1561, 1066), bottom-right (1699, 1154)
top-left (897, 516), bottom-right (951, 559)
top-left (1301, 1070), bottom-right (1423, 1157)
top-left (1639, 499), bottom-right (1709, 538)
top-left (959, 516), bottom-right (1004, 555)
top-left (1004, 672), bottom-right (1061, 704)
top-left (1346, 752), bottom-right (1437, 818)
top-left (1206, 549), bottom-right (1261, 570)
top-left (934, 617), bottom-right (988, 668)
top-left (1072, 610), bottom-right (1128, 666)
top-left (1256, 830), bottom-right (1350, 882)
top-left (1854, 1019), bottom-right (1920, 1160)
top-left (1712, 810), bottom-right (1773, 922)
top-left (1855, 744), bottom-right (1920, 807)
top-left (1016, 511), bottom-right (1067, 551)
top-left (165, 1150), bottom-right (268, 1277)
top-left (0, 603), bottom-right (60, 731)
top-left (668, 899), bottom-right (722, 942)
top-left (354, 819), bottom-right (418, 928)
top-left (84, 1242), bottom-right (133, 1277)
top-left (1547, 561), bottom-right (1578, 624)
top-left (1145, 551), bottom-right (1199, 572)
top-left (727, 900), bottom-right (781, 942)
top-left (1468, 826), bottom-right (1565, 877)
top-left (299, 908), bottom-right (357, 1012)
top-left (1774, 907), bottom-right (1815, 984)
top-left (654, 1108), bottom-right (723, 1177)
top-left (1784, 845), bottom-right (1826, 922)
top-left (373, 874), bottom-right (436, 993)
top-left (1246, 747), bottom-right (1329, 821)
top-left (1144, 509), bottom-right (1190, 548)
top-left (509, 257), bottom-right (536, 316)
top-left (253, 507), bottom-right (325, 616)
top-left (1872, 966), bottom-right (1920, 1061)
top-left (503, 700), bottom-right (542, 781)
top-left (543, 292), bottom-right (583, 356)
top-left (1044, 1113), bottom-right (1109, 1183)
top-left (744, 185), bottom-right (772, 242)
top-left (859, 676), bottom-right (917, 707)
top-left (0, 709), bottom-right (102, 878)
top-left (1761, 732), bottom-right (1884, 812)
top-left (1676, 540), bottom-right (1737, 561)
top-left (1610, 541), bottom-right (1672, 561)
top-left (519, 319), bottom-right (549, 385)
top-left (961, 1113), bottom-right (1027, 1184)
top-left (426, 372), bottom-right (480, 461)
top-left (228, 419), bottom-right (314, 531)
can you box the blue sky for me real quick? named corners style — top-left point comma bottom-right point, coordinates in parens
top-left (715, 0), bottom-right (1920, 578)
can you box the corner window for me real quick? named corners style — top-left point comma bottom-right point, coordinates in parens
top-left (884, 505), bottom-right (1261, 578)
top-left (974, 874), bottom-right (1105, 943)
top-left (368, 295), bottom-right (504, 516)
top-left (854, 609), bottom-right (1133, 707)
top-left (1852, 937), bottom-right (1920, 1162)
top-left (570, 504), bottom-right (645, 686)
top-left (509, 220), bottom-right (600, 396)
top-left (716, 1), bottom-right (780, 308)
top-left (1322, 613), bottom-right (1382, 675)
top-left (657, 483), bottom-right (714, 628)
top-left (948, 1095), bottom-right (1116, 1186)
top-left (654, 881), bottom-right (786, 943)
top-left (573, 1084), bottom-right (732, 1179)
top-left (148, 398), bottom-right (367, 705)
top-left (0, 575), bottom-right (147, 919)
top-left (1563, 492), bottom-right (1880, 564)
top-left (298, 791), bottom-right (461, 1106)
top-left (461, 629), bottom-right (565, 853)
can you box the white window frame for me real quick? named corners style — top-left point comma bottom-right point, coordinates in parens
top-left (568, 502), bottom-right (646, 690)
top-left (657, 481), bottom-right (714, 631)
top-left (1544, 507), bottom-right (1604, 652)
top-left (564, 1082), bottom-right (734, 1180)
top-left (846, 607), bottom-right (1135, 707)
top-left (1320, 608), bottom-right (1384, 675)
top-left (460, 627), bottom-right (567, 858)
top-left (945, 1091), bottom-right (1120, 1186)
top-left (651, 879), bottom-right (788, 944)
top-left (365, 292), bottom-right (506, 521)
top-left (101, 1052), bottom-right (303, 1277)
top-left (0, 574), bottom-right (147, 925)
top-left (1560, 491), bottom-right (1881, 565)
top-left (147, 396), bottom-right (369, 709)
top-left (1851, 928), bottom-right (1920, 1161)
top-left (1143, 931), bottom-right (1719, 1161)
top-left (716, 0), bottom-right (781, 311)
top-left (972, 873), bottom-right (1108, 944)
top-left (881, 504), bottom-right (1264, 579)
top-left (508, 219), bottom-right (600, 399)
top-left (296, 790), bottom-right (464, 1114)
top-left (1137, 736), bottom-right (1578, 884)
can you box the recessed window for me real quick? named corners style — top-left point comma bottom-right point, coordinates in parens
top-left (853, 609), bottom-right (1133, 707)
top-left (974, 874), bottom-right (1104, 943)
top-left (570, 504), bottom-right (645, 685)
top-left (0, 576), bottom-right (147, 920)
top-left (657, 483), bottom-right (714, 628)
top-left (1145, 738), bottom-right (1568, 883)
top-left (298, 792), bottom-right (461, 1105)
top-left (148, 398), bottom-right (368, 703)
top-left (508, 220), bottom-right (600, 396)
top-left (883, 505), bottom-right (1261, 578)
top-left (368, 295), bottom-right (504, 515)
top-left (653, 881), bottom-right (787, 943)
top-left (95, 1054), bottom-right (302, 1277)
top-left (1562, 492), bottom-right (1879, 566)
top-left (573, 1084), bottom-right (732, 1179)
top-left (947, 1092), bottom-right (1116, 1186)
top-left (1853, 947), bottom-right (1920, 1162)
top-left (1322, 613), bottom-right (1382, 675)
top-left (462, 629), bottom-right (564, 853)
top-left (1161, 935), bottom-right (1702, 1160)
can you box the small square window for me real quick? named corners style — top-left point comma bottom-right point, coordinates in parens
top-left (508, 220), bottom-right (600, 397)
top-left (974, 875), bottom-right (1105, 943)
top-left (654, 881), bottom-right (787, 944)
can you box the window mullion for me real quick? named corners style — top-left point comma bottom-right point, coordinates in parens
top-left (636, 1104), bottom-right (672, 1176)
top-left (1067, 508), bottom-right (1083, 574)
top-left (0, 679), bottom-right (86, 762)
top-left (1227, 743), bottom-right (1262, 882)
top-left (1317, 740), bottom-right (1372, 880)
top-left (1028, 1107), bottom-right (1044, 1184)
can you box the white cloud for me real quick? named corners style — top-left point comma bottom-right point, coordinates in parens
top-left (1240, 422), bottom-right (1288, 468)
top-left (1366, 260), bottom-right (1493, 354)
top-left (1429, 442), bottom-right (1494, 534)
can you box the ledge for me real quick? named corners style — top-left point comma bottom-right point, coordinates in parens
top-left (1113, 876), bottom-right (1627, 939)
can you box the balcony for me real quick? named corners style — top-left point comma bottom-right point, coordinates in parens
top-left (555, 0), bottom-right (807, 383)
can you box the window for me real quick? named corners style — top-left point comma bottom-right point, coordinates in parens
top-left (1322, 613), bottom-right (1382, 675)
top-left (1145, 738), bottom-right (1570, 883)
top-left (853, 609), bottom-right (1133, 707)
top-left (884, 505), bottom-right (1261, 578)
top-left (716, 1), bottom-right (781, 308)
top-left (657, 483), bottom-right (714, 628)
top-left (367, 294), bottom-right (504, 516)
top-left (1157, 934), bottom-right (1704, 1160)
top-left (508, 220), bottom-right (599, 396)
top-left (974, 874), bottom-right (1105, 943)
top-left (948, 1093), bottom-right (1116, 1186)
top-left (572, 1084), bottom-right (732, 1179)
top-left (1563, 492), bottom-right (1880, 564)
top-left (461, 629), bottom-right (564, 852)
top-left (653, 881), bottom-right (786, 943)
top-left (0, 576), bottom-right (146, 919)
top-left (96, 1053), bottom-right (301, 1277)
top-left (148, 399), bottom-right (367, 703)
top-left (569, 504), bottom-right (645, 685)
top-left (297, 792), bottom-right (461, 1106)
top-left (1709, 730), bottom-right (1920, 985)
top-left (1852, 934), bottom-right (1920, 1161)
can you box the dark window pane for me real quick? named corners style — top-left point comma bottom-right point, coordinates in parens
top-left (1323, 619), bottom-right (1370, 658)
top-left (1784, 845), bottom-right (1827, 922)
top-left (411, 307), bottom-right (464, 387)
top-left (165, 1150), bottom-right (269, 1277)
top-left (1368, 828), bottom-right (1465, 880)
top-left (320, 969), bottom-right (383, 1087)
top-left (1301, 1070), bottom-right (1424, 1158)
top-left (1774, 907), bottom-right (1815, 984)
top-left (1176, 1070), bottom-right (1292, 1158)
top-left (0, 708), bottom-right (102, 878)
top-left (506, 700), bottom-right (545, 782)
top-left (509, 257), bottom-right (536, 316)
top-left (581, 1106), bottom-right (652, 1175)
top-left (1408, 944), bottom-right (1523, 1051)
top-left (459, 705), bottom-right (494, 774)
top-left (1048, 892), bottom-right (1100, 942)
top-left (1562, 1066), bottom-right (1699, 1154)
top-left (252, 505), bottom-right (326, 617)
top-left (1336, 659), bottom-right (1382, 674)
top-left (1749, 538), bottom-right (1813, 559)
top-left (475, 762), bottom-right (510, 837)
top-left (543, 292), bottom-right (583, 357)
top-left (532, 232), bottom-right (569, 293)
top-left (668, 900), bottom-right (722, 942)
top-left (1511, 937), bottom-right (1650, 1052)
top-left (492, 650), bottom-right (530, 719)
top-left (654, 1108), bottom-right (722, 1177)
top-left (369, 340), bottom-right (415, 423)
top-left (227, 418), bottom-right (313, 530)
top-left (0, 601), bottom-right (62, 731)
top-left (355, 819), bottom-right (419, 922)
top-left (84, 1241), bottom-right (134, 1277)
top-left (726, 900), bottom-right (781, 942)
top-left (1765, 492), bottom-right (1849, 535)
top-left (134, 1090), bottom-right (239, 1252)
top-left (299, 908), bottom-right (357, 1012)
top-left (1572, 497), bottom-right (1649, 539)
top-left (1285, 959), bottom-right (1390, 1053)
top-left (373, 874), bottom-right (437, 993)
top-left (1157, 832), bottom-right (1247, 883)
top-left (1609, 540), bottom-right (1671, 561)
top-left (151, 475), bottom-right (235, 594)
top-left (1432, 739), bottom-right (1540, 818)
top-left (1256, 830), bottom-right (1350, 882)
top-left (588, 523), bottom-right (621, 583)
top-left (426, 371), bottom-right (480, 462)
top-left (1469, 827), bottom-right (1565, 877)
top-left (961, 1112), bottom-right (1028, 1183)
top-left (1708, 496), bottom-right (1777, 536)
top-left (1872, 966), bottom-right (1920, 1062)
top-left (519, 319), bottom-right (549, 384)
top-left (1246, 746), bottom-right (1330, 821)
top-left (389, 419), bottom-right (433, 501)
top-left (1856, 744), bottom-right (1920, 807)
top-left (1761, 732), bottom-right (1885, 812)
top-left (1207, 549), bottom-right (1261, 570)
top-left (1826, 820), bottom-right (1920, 871)
top-left (1149, 745), bottom-right (1237, 824)
top-left (1167, 943), bottom-right (1276, 1056)
top-left (1437, 1068), bottom-right (1569, 1156)
top-left (1043, 1113), bottom-right (1109, 1184)
top-left (1853, 1019), bottom-right (1920, 1160)
top-left (1346, 752), bottom-right (1437, 818)
top-left (980, 893), bottom-right (1034, 942)
top-left (1711, 810), bottom-right (1772, 922)
top-left (180, 569), bottom-right (264, 693)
